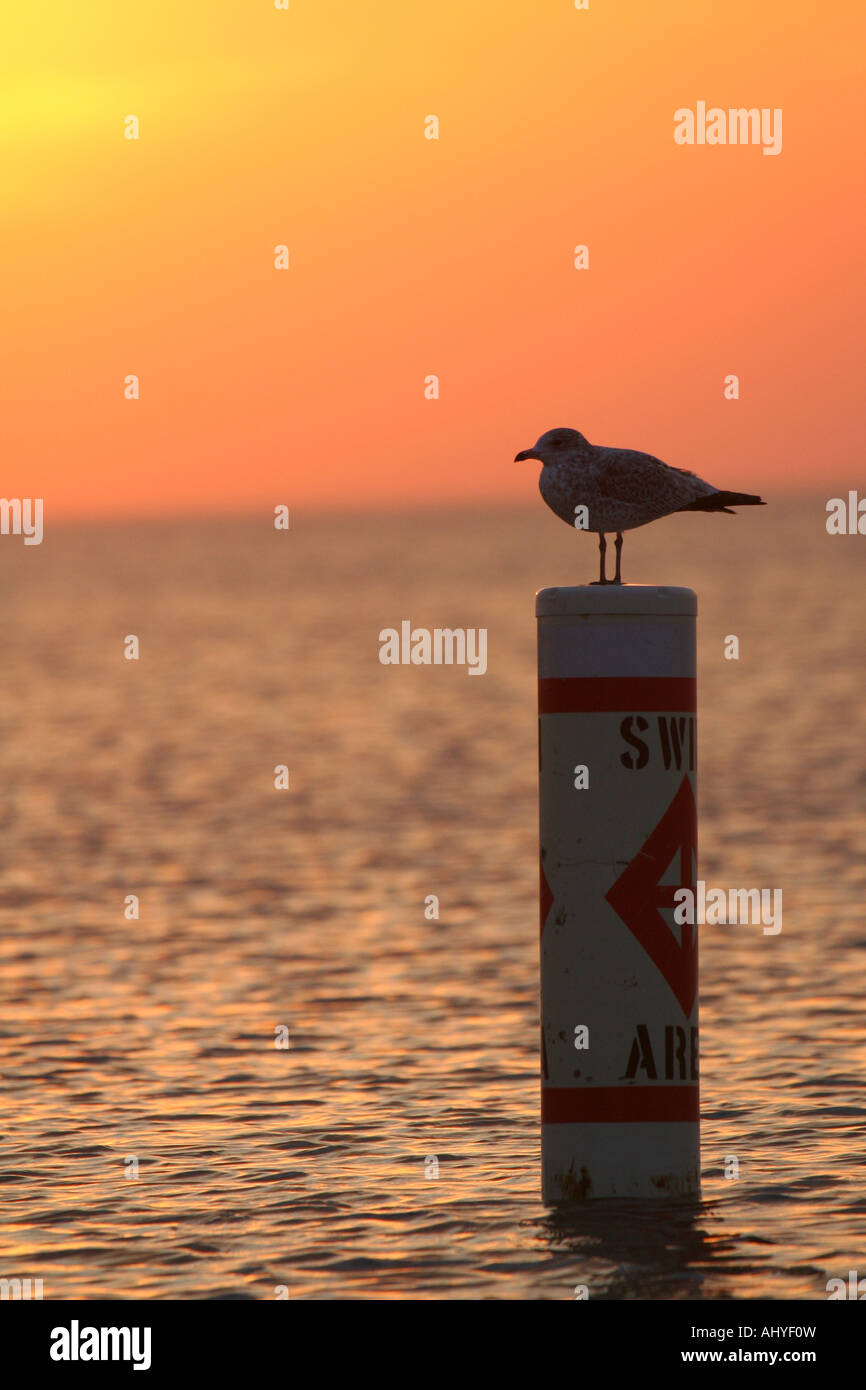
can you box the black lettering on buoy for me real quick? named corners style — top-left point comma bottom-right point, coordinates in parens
top-left (622, 1023), bottom-right (657, 1079)
top-left (657, 716), bottom-right (696, 771)
top-left (665, 1024), bottom-right (688, 1079)
top-left (620, 715), bottom-right (650, 769)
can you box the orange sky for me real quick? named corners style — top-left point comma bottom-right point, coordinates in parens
top-left (2, 1), bottom-right (863, 519)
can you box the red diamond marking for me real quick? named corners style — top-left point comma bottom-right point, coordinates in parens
top-left (605, 776), bottom-right (698, 1017)
top-left (540, 855), bottom-right (554, 938)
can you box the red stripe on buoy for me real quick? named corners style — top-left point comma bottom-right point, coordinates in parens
top-left (538, 676), bottom-right (696, 714)
top-left (542, 1085), bottom-right (698, 1123)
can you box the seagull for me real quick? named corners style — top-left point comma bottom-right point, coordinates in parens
top-left (515, 427), bottom-right (766, 584)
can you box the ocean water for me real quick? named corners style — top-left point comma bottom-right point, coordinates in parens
top-left (0, 499), bottom-right (864, 1300)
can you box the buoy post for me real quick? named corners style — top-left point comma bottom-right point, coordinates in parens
top-left (537, 585), bottom-right (700, 1200)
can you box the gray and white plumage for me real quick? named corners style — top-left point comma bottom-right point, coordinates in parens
top-left (515, 426), bottom-right (765, 584)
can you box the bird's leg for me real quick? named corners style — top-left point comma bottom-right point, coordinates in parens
top-left (614, 532), bottom-right (623, 584)
top-left (593, 532), bottom-right (607, 584)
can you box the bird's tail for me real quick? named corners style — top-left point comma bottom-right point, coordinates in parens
top-left (680, 490), bottom-right (766, 515)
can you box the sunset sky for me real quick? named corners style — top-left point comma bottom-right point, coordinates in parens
top-left (2, 1), bottom-right (862, 519)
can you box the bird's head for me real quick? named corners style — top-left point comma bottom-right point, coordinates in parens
top-left (514, 427), bottom-right (589, 464)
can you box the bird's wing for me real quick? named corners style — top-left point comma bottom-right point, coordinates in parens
top-left (592, 448), bottom-right (715, 510)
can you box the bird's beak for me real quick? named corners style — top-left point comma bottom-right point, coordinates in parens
top-left (514, 448), bottom-right (539, 462)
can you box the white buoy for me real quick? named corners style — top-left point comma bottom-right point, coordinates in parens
top-left (537, 585), bottom-right (700, 1200)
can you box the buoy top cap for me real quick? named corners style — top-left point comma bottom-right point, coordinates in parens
top-left (536, 585), bottom-right (697, 618)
